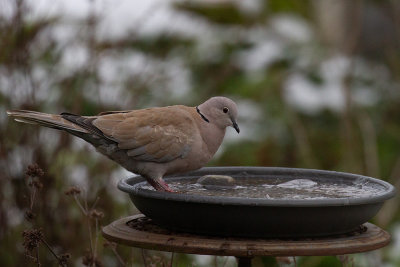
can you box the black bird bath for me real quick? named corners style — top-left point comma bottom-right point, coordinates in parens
top-left (103, 167), bottom-right (395, 266)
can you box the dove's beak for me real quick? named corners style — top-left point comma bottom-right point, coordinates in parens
top-left (232, 120), bottom-right (240, 133)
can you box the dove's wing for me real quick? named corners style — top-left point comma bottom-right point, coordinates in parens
top-left (92, 106), bottom-right (195, 163)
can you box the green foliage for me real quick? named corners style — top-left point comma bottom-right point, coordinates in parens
top-left (258, 256), bottom-right (278, 266)
top-left (98, 35), bottom-right (194, 58)
top-left (267, 0), bottom-right (313, 18)
top-left (297, 256), bottom-right (343, 267)
top-left (212, 141), bottom-right (260, 166)
top-left (174, 2), bottom-right (260, 26)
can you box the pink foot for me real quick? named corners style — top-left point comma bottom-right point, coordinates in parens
top-left (147, 178), bottom-right (175, 192)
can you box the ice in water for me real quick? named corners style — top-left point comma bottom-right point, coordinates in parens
top-left (139, 177), bottom-right (387, 200)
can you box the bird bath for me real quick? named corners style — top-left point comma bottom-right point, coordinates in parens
top-left (117, 167), bottom-right (395, 238)
top-left (104, 167), bottom-right (395, 266)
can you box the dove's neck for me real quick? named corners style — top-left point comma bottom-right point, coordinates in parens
top-left (201, 122), bottom-right (226, 156)
top-left (195, 105), bottom-right (226, 157)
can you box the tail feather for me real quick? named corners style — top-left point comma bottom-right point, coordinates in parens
top-left (6, 110), bottom-right (89, 134)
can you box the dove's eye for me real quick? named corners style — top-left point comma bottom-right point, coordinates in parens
top-left (223, 107), bottom-right (229, 113)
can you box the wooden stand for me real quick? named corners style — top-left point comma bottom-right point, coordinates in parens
top-left (102, 214), bottom-right (391, 267)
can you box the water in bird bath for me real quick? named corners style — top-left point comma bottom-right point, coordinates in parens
top-left (138, 176), bottom-right (388, 200)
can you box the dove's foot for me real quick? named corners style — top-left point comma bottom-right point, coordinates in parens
top-left (147, 178), bottom-right (175, 192)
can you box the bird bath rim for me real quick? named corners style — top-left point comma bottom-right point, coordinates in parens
top-left (118, 166), bottom-right (396, 207)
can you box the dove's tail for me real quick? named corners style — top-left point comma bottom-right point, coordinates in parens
top-left (6, 110), bottom-right (89, 134)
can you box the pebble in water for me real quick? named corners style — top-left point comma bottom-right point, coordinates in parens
top-left (197, 175), bottom-right (235, 187)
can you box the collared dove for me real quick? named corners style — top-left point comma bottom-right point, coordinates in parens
top-left (7, 96), bottom-right (239, 192)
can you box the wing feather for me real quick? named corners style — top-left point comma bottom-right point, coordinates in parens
top-left (92, 106), bottom-right (195, 163)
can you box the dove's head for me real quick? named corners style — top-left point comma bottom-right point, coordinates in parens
top-left (198, 96), bottom-right (240, 133)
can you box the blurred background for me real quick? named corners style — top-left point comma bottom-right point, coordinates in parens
top-left (1, 0), bottom-right (400, 266)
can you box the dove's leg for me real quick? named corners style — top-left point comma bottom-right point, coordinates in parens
top-left (146, 177), bottom-right (174, 192)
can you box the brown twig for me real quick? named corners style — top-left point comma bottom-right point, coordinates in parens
top-left (376, 156), bottom-right (400, 226)
top-left (35, 246), bottom-right (40, 267)
top-left (169, 252), bottom-right (174, 267)
top-left (66, 186), bottom-right (105, 266)
top-left (221, 256), bottom-right (229, 267)
top-left (30, 186), bottom-right (37, 211)
top-left (131, 248), bottom-right (135, 267)
top-left (91, 197), bottom-right (100, 210)
top-left (357, 112), bottom-right (380, 177)
top-left (340, 0), bottom-right (364, 174)
top-left (104, 241), bottom-right (126, 266)
top-left (94, 217), bottom-right (100, 260)
top-left (25, 227), bottom-right (65, 266)
top-left (141, 249), bottom-right (148, 267)
top-left (41, 237), bottom-right (68, 267)
top-left (73, 194), bottom-right (87, 215)
top-left (87, 214), bottom-right (94, 260)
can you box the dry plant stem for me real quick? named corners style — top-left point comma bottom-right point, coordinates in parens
top-left (94, 219), bottom-right (99, 259)
top-left (340, 0), bottom-right (363, 174)
top-left (87, 0), bottom-right (101, 104)
top-left (341, 62), bottom-right (362, 173)
top-left (279, 89), bottom-right (318, 169)
top-left (91, 197), bottom-right (100, 211)
top-left (85, 202), bottom-right (95, 261)
top-left (288, 110), bottom-right (318, 168)
top-left (36, 246), bottom-right (40, 267)
top-left (109, 245), bottom-right (126, 267)
top-left (169, 252), bottom-right (174, 267)
top-left (73, 191), bottom-right (97, 265)
top-left (337, 254), bottom-right (354, 267)
top-left (73, 195), bottom-right (94, 261)
top-left (141, 249), bottom-right (148, 267)
top-left (30, 186), bottom-right (37, 210)
top-left (25, 254), bottom-right (38, 263)
top-left (41, 237), bottom-right (67, 267)
top-left (73, 195), bottom-right (86, 215)
top-left (221, 256), bottom-right (229, 267)
top-left (24, 164), bottom-right (68, 267)
top-left (86, 219), bottom-right (94, 266)
top-left (377, 156), bottom-right (400, 226)
top-left (131, 248), bottom-right (135, 267)
top-left (357, 113), bottom-right (380, 177)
